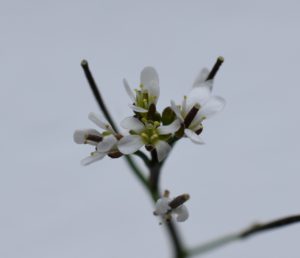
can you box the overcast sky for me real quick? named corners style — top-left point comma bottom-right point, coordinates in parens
top-left (1, 1), bottom-right (300, 258)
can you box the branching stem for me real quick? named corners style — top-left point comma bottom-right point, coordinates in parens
top-left (188, 214), bottom-right (300, 256)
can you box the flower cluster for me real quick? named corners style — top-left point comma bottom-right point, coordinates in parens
top-left (74, 65), bottom-right (225, 165)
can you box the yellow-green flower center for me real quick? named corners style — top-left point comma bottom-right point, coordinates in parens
top-left (135, 84), bottom-right (157, 110)
top-left (139, 121), bottom-right (160, 145)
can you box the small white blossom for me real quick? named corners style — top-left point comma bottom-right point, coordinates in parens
top-left (123, 66), bottom-right (160, 113)
top-left (171, 68), bottom-right (225, 144)
top-left (154, 192), bottom-right (189, 223)
top-left (117, 117), bottom-right (181, 162)
top-left (74, 112), bottom-right (120, 166)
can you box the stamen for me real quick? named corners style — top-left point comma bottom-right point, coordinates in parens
top-left (153, 121), bottom-right (160, 127)
top-left (150, 134), bottom-right (159, 142)
top-left (163, 190), bottom-right (170, 198)
top-left (141, 133), bottom-right (149, 141)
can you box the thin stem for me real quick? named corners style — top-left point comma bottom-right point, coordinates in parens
top-left (133, 150), bottom-right (151, 167)
top-left (149, 149), bottom-right (187, 258)
top-left (149, 150), bottom-right (161, 193)
top-left (80, 59), bottom-right (149, 192)
top-left (124, 155), bottom-right (150, 192)
top-left (240, 214), bottom-right (300, 238)
top-left (80, 60), bottom-right (119, 132)
top-left (188, 214), bottom-right (300, 256)
top-left (165, 221), bottom-right (188, 258)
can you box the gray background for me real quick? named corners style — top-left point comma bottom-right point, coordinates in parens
top-left (1, 0), bottom-right (300, 257)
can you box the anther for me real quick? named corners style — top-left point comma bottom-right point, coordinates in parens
top-left (163, 190), bottom-right (170, 198)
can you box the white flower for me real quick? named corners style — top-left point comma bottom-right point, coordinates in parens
top-left (73, 112), bottom-right (120, 166)
top-left (153, 192), bottom-right (189, 222)
top-left (123, 66), bottom-right (160, 113)
top-left (117, 117), bottom-right (181, 162)
top-left (171, 68), bottom-right (225, 144)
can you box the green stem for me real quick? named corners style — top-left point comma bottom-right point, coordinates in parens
top-left (188, 214), bottom-right (300, 257)
top-left (149, 150), bottom-right (187, 258)
top-left (124, 155), bottom-right (150, 191)
top-left (133, 150), bottom-right (151, 167)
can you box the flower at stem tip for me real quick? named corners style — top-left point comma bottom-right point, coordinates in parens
top-left (73, 112), bottom-right (122, 166)
top-left (171, 67), bottom-right (226, 144)
top-left (123, 66), bottom-right (160, 113)
top-left (154, 190), bottom-right (190, 223)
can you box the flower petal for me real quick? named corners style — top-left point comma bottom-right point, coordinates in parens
top-left (198, 96), bottom-right (226, 119)
top-left (140, 66), bottom-right (160, 100)
top-left (123, 78), bottom-right (136, 102)
top-left (81, 152), bottom-right (106, 166)
top-left (73, 129), bottom-right (101, 144)
top-left (193, 68), bottom-right (211, 87)
top-left (157, 119), bottom-right (181, 135)
top-left (186, 83), bottom-right (212, 108)
top-left (170, 100), bottom-right (184, 122)
top-left (97, 135), bottom-right (117, 153)
top-left (128, 104), bottom-right (148, 113)
top-left (155, 140), bottom-right (171, 162)
top-left (154, 197), bottom-right (171, 215)
top-left (88, 112), bottom-right (114, 133)
top-left (120, 117), bottom-right (145, 132)
top-left (118, 135), bottom-right (144, 154)
top-left (173, 205), bottom-right (189, 222)
top-left (184, 129), bottom-right (205, 144)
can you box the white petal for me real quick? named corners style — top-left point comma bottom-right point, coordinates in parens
top-left (170, 100), bottom-right (184, 122)
top-left (154, 197), bottom-right (171, 215)
top-left (157, 119), bottom-right (181, 135)
top-left (198, 96), bottom-right (226, 119)
top-left (184, 128), bottom-right (205, 144)
top-left (88, 112), bottom-right (114, 133)
top-left (173, 205), bottom-right (189, 222)
top-left (186, 83), bottom-right (212, 108)
top-left (155, 140), bottom-right (171, 162)
top-left (193, 68), bottom-right (211, 87)
top-left (81, 152), bottom-right (105, 166)
top-left (97, 135), bottom-right (117, 153)
top-left (120, 117), bottom-right (145, 132)
top-left (140, 66), bottom-right (160, 100)
top-left (118, 135), bottom-right (144, 154)
top-left (123, 78), bottom-right (136, 102)
top-left (128, 104), bottom-right (148, 113)
top-left (73, 129), bottom-right (101, 144)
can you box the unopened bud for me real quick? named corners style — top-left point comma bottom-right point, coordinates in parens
top-left (169, 194), bottom-right (190, 209)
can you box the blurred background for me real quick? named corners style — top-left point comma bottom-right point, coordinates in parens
top-left (1, 0), bottom-right (300, 257)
